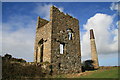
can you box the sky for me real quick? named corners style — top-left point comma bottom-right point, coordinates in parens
top-left (1, 2), bottom-right (119, 66)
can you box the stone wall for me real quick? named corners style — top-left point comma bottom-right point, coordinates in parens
top-left (34, 6), bottom-right (82, 74)
top-left (50, 6), bottom-right (81, 74)
top-left (37, 16), bottom-right (49, 28)
top-left (34, 17), bottom-right (52, 63)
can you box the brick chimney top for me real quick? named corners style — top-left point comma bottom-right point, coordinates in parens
top-left (90, 29), bottom-right (95, 39)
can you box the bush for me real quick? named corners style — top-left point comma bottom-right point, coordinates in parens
top-left (2, 61), bottom-right (47, 79)
top-left (4, 54), bottom-right (12, 59)
top-left (82, 60), bottom-right (94, 72)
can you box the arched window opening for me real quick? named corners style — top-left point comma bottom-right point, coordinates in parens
top-left (38, 38), bottom-right (44, 62)
top-left (66, 28), bottom-right (73, 40)
top-left (68, 32), bottom-right (72, 40)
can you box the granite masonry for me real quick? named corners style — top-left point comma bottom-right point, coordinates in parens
top-left (34, 6), bottom-right (82, 74)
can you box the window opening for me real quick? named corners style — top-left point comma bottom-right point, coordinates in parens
top-left (40, 44), bottom-right (44, 62)
top-left (36, 47), bottom-right (38, 62)
top-left (38, 38), bottom-right (44, 62)
top-left (68, 32), bottom-right (72, 40)
top-left (60, 43), bottom-right (65, 54)
top-left (67, 28), bottom-right (73, 40)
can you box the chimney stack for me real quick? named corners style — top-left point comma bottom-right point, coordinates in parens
top-left (90, 29), bottom-right (99, 69)
top-left (90, 29), bottom-right (95, 39)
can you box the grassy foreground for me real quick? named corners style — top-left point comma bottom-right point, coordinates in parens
top-left (79, 67), bottom-right (119, 78)
top-left (53, 67), bottom-right (119, 78)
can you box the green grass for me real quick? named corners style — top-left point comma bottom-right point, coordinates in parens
top-left (79, 67), bottom-right (119, 78)
top-left (53, 67), bottom-right (119, 78)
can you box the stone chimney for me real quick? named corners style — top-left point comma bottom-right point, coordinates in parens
top-left (90, 29), bottom-right (99, 69)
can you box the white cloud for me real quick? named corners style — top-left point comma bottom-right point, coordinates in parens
top-left (110, 2), bottom-right (120, 12)
top-left (34, 4), bottom-right (64, 20)
top-left (2, 4), bottom-right (65, 62)
top-left (2, 15), bottom-right (36, 62)
top-left (81, 13), bottom-right (118, 60)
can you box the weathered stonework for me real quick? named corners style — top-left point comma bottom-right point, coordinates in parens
top-left (34, 6), bottom-right (82, 74)
top-left (90, 29), bottom-right (99, 69)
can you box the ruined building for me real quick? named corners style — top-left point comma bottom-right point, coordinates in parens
top-left (34, 6), bottom-right (82, 74)
top-left (90, 29), bottom-right (99, 69)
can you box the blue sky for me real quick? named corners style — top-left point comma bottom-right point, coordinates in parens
top-left (2, 2), bottom-right (118, 27)
top-left (1, 2), bottom-right (119, 66)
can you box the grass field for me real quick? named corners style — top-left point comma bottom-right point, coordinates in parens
top-left (53, 67), bottom-right (119, 78)
top-left (79, 67), bottom-right (119, 78)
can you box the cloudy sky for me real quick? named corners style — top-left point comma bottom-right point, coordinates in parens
top-left (1, 2), bottom-right (119, 66)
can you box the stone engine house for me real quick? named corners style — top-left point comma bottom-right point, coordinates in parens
top-left (34, 6), bottom-right (82, 74)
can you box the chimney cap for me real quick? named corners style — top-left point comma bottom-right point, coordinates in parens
top-left (90, 29), bottom-right (95, 39)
